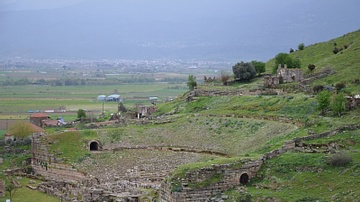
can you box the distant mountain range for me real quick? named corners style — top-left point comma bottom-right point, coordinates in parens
top-left (1, 0), bottom-right (360, 61)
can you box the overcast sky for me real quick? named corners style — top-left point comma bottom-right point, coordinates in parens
top-left (1, 0), bottom-right (359, 61)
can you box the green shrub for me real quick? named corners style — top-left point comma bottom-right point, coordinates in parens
top-left (313, 85), bottom-right (324, 94)
top-left (335, 82), bottom-right (346, 91)
top-left (232, 61), bottom-right (257, 81)
top-left (298, 43), bottom-right (305, 50)
top-left (308, 64), bottom-right (316, 72)
top-left (327, 152), bottom-right (352, 167)
top-left (22, 137), bottom-right (32, 145)
top-left (333, 47), bottom-right (343, 54)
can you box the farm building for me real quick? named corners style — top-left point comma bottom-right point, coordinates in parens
top-left (97, 95), bottom-right (106, 101)
top-left (149, 96), bottom-right (159, 103)
top-left (30, 113), bottom-right (50, 127)
top-left (105, 94), bottom-right (121, 102)
top-left (97, 94), bottom-right (121, 102)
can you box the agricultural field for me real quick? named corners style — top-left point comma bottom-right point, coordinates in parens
top-left (0, 83), bottom-right (187, 120)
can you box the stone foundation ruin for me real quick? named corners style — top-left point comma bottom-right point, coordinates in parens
top-left (159, 159), bottom-right (263, 202)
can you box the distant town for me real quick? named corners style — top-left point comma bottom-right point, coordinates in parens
top-left (0, 57), bottom-right (233, 74)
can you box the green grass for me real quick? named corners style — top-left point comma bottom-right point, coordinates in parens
top-left (1, 177), bottom-right (59, 202)
top-left (47, 131), bottom-right (93, 163)
top-left (245, 151), bottom-right (360, 201)
top-left (0, 151), bottom-right (31, 171)
top-left (157, 93), bottom-right (318, 120)
top-left (0, 130), bottom-right (5, 138)
top-left (0, 83), bottom-right (187, 115)
top-left (171, 156), bottom-right (247, 179)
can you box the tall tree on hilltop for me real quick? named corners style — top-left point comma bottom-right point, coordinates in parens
top-left (187, 75), bottom-right (197, 90)
top-left (273, 53), bottom-right (301, 73)
top-left (251, 60), bottom-right (266, 76)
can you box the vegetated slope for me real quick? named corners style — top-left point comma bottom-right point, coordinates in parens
top-left (244, 129), bottom-right (360, 202)
top-left (10, 30), bottom-right (358, 201)
top-left (218, 30), bottom-right (360, 201)
top-left (152, 30), bottom-right (360, 201)
top-left (266, 29), bottom-right (360, 93)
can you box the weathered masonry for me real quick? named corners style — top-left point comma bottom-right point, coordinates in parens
top-left (159, 159), bottom-right (263, 202)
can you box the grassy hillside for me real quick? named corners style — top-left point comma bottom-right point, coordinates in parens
top-left (266, 29), bottom-right (360, 93)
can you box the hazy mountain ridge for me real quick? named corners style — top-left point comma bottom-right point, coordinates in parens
top-left (1, 0), bottom-right (360, 61)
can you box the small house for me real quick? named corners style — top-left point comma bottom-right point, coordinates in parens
top-left (30, 113), bottom-right (50, 127)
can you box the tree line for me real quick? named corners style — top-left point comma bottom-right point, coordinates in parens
top-left (1, 77), bottom-right (187, 86)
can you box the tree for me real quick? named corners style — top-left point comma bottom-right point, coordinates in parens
top-left (298, 43), bottom-right (305, 50)
top-left (8, 122), bottom-right (35, 139)
top-left (77, 109), bottom-right (87, 119)
top-left (220, 71), bottom-right (230, 85)
top-left (251, 60), bottom-right (266, 76)
top-left (316, 90), bottom-right (331, 115)
top-left (6, 179), bottom-right (18, 201)
top-left (330, 93), bottom-right (346, 116)
top-left (273, 53), bottom-right (301, 73)
top-left (232, 61), bottom-right (257, 81)
top-left (308, 64), bottom-right (316, 72)
top-left (187, 75), bottom-right (197, 90)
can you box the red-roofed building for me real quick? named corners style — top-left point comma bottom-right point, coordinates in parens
top-left (42, 119), bottom-right (59, 127)
top-left (30, 113), bottom-right (49, 127)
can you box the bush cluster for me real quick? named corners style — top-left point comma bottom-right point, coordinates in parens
top-left (313, 85), bottom-right (324, 94)
top-left (232, 61), bottom-right (257, 81)
top-left (335, 82), bottom-right (346, 91)
top-left (2, 137), bottom-right (32, 146)
top-left (308, 64), bottom-right (316, 72)
top-left (298, 43), bottom-right (305, 50)
top-left (327, 151), bottom-right (352, 167)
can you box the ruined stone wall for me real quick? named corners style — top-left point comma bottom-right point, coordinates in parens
top-left (159, 160), bottom-right (263, 202)
top-left (294, 124), bottom-right (360, 143)
top-left (31, 133), bottom-right (86, 182)
top-left (194, 88), bottom-right (284, 97)
top-left (301, 69), bottom-right (335, 85)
